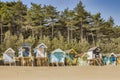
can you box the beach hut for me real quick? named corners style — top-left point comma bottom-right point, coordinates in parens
top-left (34, 43), bottom-right (48, 66)
top-left (88, 47), bottom-right (101, 58)
top-left (77, 53), bottom-right (88, 66)
top-left (116, 54), bottom-right (120, 65)
top-left (109, 53), bottom-right (117, 65)
top-left (49, 48), bottom-right (66, 66)
top-left (18, 43), bottom-right (32, 66)
top-left (3, 48), bottom-right (15, 65)
top-left (65, 49), bottom-right (78, 65)
top-left (87, 47), bottom-right (103, 66)
top-left (102, 54), bottom-right (109, 65)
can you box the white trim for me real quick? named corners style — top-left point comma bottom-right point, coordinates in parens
top-left (36, 43), bottom-right (47, 48)
top-left (4, 48), bottom-right (15, 54)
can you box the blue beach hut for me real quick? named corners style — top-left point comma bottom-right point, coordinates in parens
top-left (109, 53), bottom-right (117, 65)
top-left (49, 48), bottom-right (65, 66)
top-left (18, 43), bottom-right (31, 57)
top-left (18, 43), bottom-right (32, 66)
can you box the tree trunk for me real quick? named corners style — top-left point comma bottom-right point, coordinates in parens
top-left (0, 17), bottom-right (3, 44)
top-left (67, 27), bottom-right (70, 43)
top-left (80, 20), bottom-right (83, 41)
top-left (70, 25), bottom-right (73, 42)
top-left (52, 23), bottom-right (54, 39)
top-left (91, 30), bottom-right (95, 46)
top-left (0, 24), bottom-right (2, 44)
top-left (39, 20), bottom-right (43, 38)
top-left (40, 29), bottom-right (43, 38)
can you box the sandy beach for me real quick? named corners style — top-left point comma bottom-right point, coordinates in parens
top-left (0, 66), bottom-right (120, 80)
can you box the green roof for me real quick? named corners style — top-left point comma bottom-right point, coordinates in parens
top-left (51, 48), bottom-right (65, 54)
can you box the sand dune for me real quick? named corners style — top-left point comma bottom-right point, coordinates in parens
top-left (0, 66), bottom-right (120, 80)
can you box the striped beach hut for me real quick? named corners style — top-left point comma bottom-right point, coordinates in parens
top-left (65, 49), bottom-right (78, 65)
top-left (34, 43), bottom-right (48, 66)
top-left (3, 48), bottom-right (15, 65)
top-left (49, 48), bottom-right (65, 66)
top-left (116, 54), bottom-right (120, 65)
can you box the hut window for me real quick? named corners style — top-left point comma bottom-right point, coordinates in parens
top-left (23, 48), bottom-right (30, 57)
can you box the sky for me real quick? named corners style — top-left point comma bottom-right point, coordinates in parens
top-left (1, 0), bottom-right (120, 26)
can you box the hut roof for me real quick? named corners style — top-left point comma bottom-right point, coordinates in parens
top-left (36, 43), bottom-right (47, 48)
top-left (77, 53), bottom-right (85, 57)
top-left (88, 47), bottom-right (100, 51)
top-left (109, 53), bottom-right (117, 57)
top-left (65, 49), bottom-right (77, 54)
top-left (51, 48), bottom-right (65, 54)
top-left (4, 48), bottom-right (15, 54)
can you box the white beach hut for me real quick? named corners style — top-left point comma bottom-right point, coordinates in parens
top-left (3, 48), bottom-right (15, 65)
top-left (34, 43), bottom-right (48, 66)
